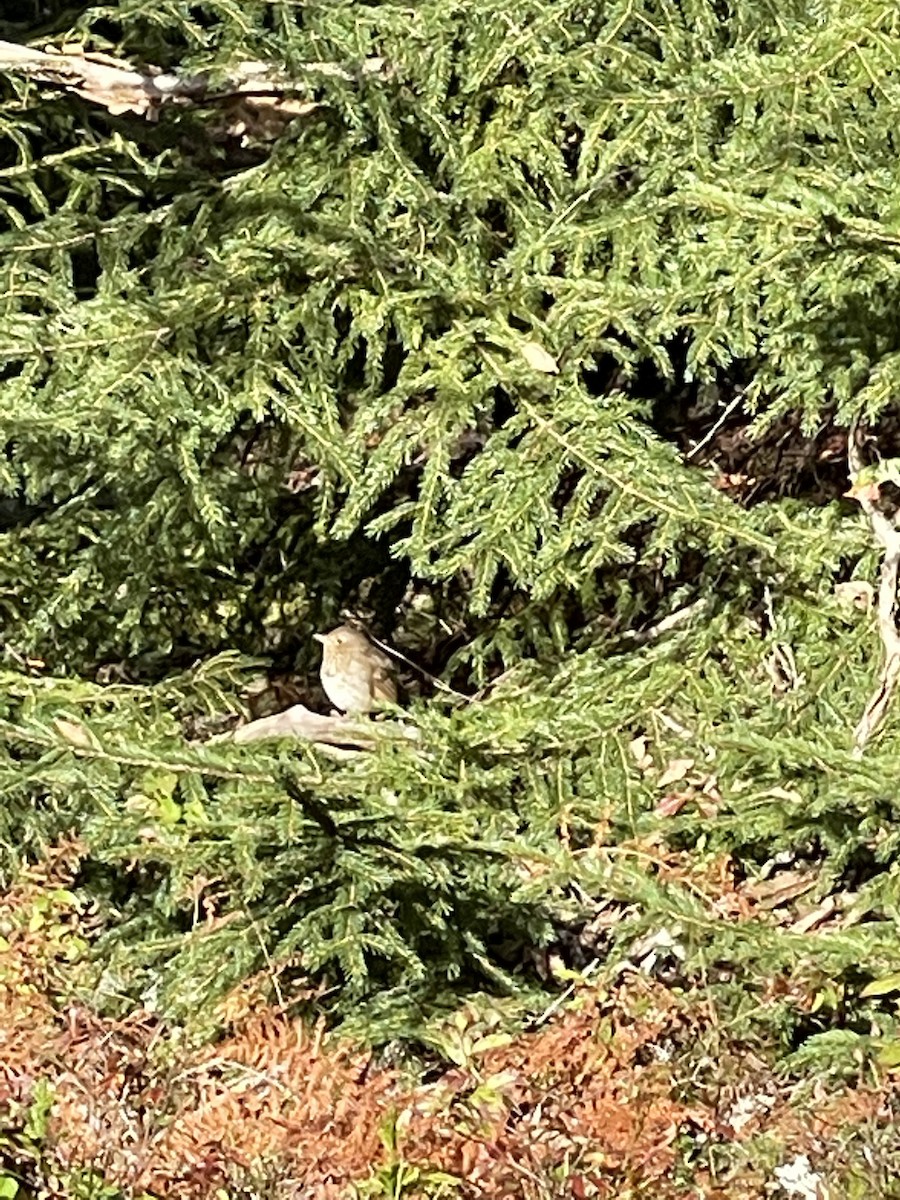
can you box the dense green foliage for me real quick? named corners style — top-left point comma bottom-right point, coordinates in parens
top-left (4, 0), bottom-right (900, 1052)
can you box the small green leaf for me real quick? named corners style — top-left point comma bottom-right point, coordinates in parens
top-left (876, 1040), bottom-right (900, 1068)
top-left (861, 974), bottom-right (900, 998)
top-left (470, 1032), bottom-right (513, 1054)
top-left (23, 1078), bottom-right (54, 1142)
top-left (157, 790), bottom-right (182, 826)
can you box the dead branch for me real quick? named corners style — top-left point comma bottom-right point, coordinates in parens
top-left (222, 703), bottom-right (419, 755)
top-left (0, 41), bottom-right (389, 120)
top-left (848, 418), bottom-right (900, 754)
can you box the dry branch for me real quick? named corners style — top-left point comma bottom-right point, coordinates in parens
top-left (0, 40), bottom-right (389, 121)
top-left (620, 598), bottom-right (709, 646)
top-left (848, 418), bottom-right (900, 753)
top-left (225, 703), bottom-right (419, 754)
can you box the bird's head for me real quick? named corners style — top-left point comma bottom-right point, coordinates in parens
top-left (314, 624), bottom-right (365, 651)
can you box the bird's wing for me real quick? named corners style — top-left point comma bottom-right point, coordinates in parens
top-left (369, 642), bottom-right (394, 669)
top-left (372, 660), bottom-right (398, 703)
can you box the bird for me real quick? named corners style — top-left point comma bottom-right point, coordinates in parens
top-left (313, 624), bottom-right (399, 715)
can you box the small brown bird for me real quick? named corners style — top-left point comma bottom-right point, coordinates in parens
top-left (314, 624), bottom-right (398, 715)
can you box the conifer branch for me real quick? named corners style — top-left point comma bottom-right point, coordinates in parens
top-left (515, 396), bottom-right (776, 552)
top-left (0, 719), bottom-right (277, 783)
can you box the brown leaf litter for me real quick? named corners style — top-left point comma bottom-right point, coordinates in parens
top-left (1, 846), bottom-right (898, 1199)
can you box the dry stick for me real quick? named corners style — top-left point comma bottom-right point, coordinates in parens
top-left (221, 703), bottom-right (420, 752)
top-left (619, 597), bottom-right (709, 646)
top-left (529, 957), bottom-right (603, 1029)
top-left (0, 40), bottom-right (389, 119)
top-left (848, 417), bottom-right (900, 754)
top-left (228, 705), bottom-right (378, 749)
top-left (686, 394), bottom-right (743, 460)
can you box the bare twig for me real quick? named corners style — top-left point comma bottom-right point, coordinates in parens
top-left (789, 895), bottom-right (838, 934)
top-left (528, 957), bottom-right (602, 1029)
top-left (620, 598), bottom-right (709, 646)
top-left (687, 393), bottom-right (743, 459)
top-left (0, 40), bottom-right (389, 120)
top-left (848, 416), bottom-right (900, 753)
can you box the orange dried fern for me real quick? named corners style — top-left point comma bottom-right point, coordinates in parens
top-left (2, 853), bottom-right (894, 1200)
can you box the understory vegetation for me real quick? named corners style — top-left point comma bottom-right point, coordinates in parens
top-left (4, 0), bottom-right (900, 1195)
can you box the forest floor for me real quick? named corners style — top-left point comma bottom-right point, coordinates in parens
top-left (2, 844), bottom-right (899, 1200)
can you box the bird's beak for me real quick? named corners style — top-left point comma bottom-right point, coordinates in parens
top-left (313, 633), bottom-right (326, 644)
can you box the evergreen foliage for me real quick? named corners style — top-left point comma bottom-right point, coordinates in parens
top-left (3, 0), bottom-right (900, 1052)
